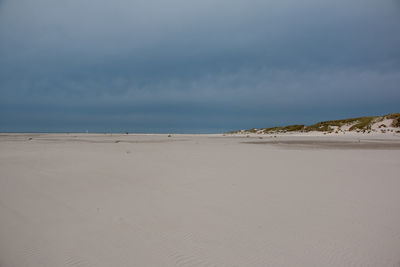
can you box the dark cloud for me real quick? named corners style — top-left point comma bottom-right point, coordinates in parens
top-left (0, 0), bottom-right (399, 132)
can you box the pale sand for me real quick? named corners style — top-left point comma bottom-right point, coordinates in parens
top-left (1, 133), bottom-right (400, 267)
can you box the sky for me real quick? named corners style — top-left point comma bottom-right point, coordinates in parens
top-left (0, 0), bottom-right (399, 133)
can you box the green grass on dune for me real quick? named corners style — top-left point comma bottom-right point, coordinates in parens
top-left (348, 117), bottom-right (377, 131)
top-left (228, 113), bottom-right (400, 134)
top-left (261, 127), bottom-right (283, 133)
top-left (282, 125), bottom-right (305, 132)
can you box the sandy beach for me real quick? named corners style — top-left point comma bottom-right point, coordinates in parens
top-left (1, 133), bottom-right (400, 267)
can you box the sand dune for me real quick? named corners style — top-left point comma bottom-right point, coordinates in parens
top-left (1, 133), bottom-right (400, 266)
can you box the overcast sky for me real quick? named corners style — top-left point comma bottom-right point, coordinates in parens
top-left (1, 0), bottom-right (399, 133)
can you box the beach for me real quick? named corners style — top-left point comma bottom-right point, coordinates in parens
top-left (1, 133), bottom-right (400, 266)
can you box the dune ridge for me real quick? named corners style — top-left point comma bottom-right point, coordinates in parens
top-left (229, 113), bottom-right (400, 135)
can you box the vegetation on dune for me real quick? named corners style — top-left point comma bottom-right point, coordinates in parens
top-left (348, 117), bottom-right (376, 131)
top-left (306, 116), bottom-right (377, 131)
top-left (384, 113), bottom-right (400, 120)
top-left (392, 119), bottom-right (400, 128)
top-left (385, 113), bottom-right (400, 127)
top-left (261, 127), bottom-right (283, 133)
top-left (260, 125), bottom-right (304, 133)
top-left (227, 113), bottom-right (400, 134)
top-left (304, 123), bottom-right (334, 132)
top-left (282, 125), bottom-right (305, 132)
top-left (317, 117), bottom-right (365, 126)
